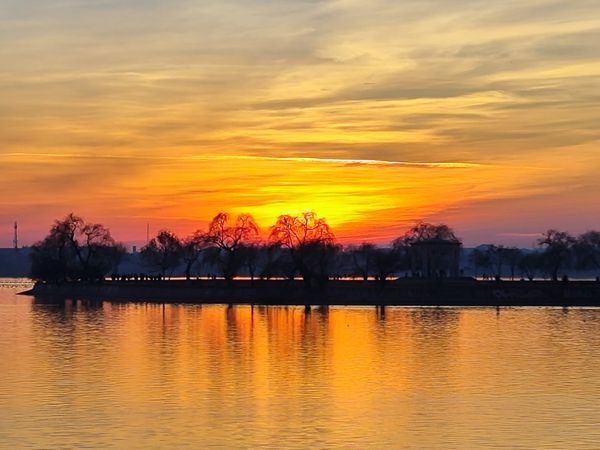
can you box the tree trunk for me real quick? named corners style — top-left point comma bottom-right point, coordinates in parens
top-left (185, 263), bottom-right (192, 280)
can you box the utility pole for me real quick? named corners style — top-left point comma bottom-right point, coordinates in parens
top-left (146, 223), bottom-right (150, 245)
top-left (13, 221), bottom-right (18, 250)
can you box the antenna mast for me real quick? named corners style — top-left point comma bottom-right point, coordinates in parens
top-left (13, 221), bottom-right (18, 250)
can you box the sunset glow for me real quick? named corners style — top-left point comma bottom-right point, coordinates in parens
top-left (2, 0), bottom-right (600, 246)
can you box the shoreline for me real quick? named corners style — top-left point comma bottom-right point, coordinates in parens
top-left (20, 279), bottom-right (600, 307)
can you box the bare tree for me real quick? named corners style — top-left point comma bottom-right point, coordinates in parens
top-left (518, 252), bottom-right (541, 281)
top-left (206, 212), bottom-right (259, 281)
top-left (30, 213), bottom-right (124, 282)
top-left (239, 243), bottom-right (260, 283)
top-left (76, 222), bottom-right (116, 278)
top-left (538, 230), bottom-right (575, 280)
top-left (257, 243), bottom-right (282, 280)
top-left (574, 231), bottom-right (600, 276)
top-left (503, 247), bottom-right (523, 280)
top-left (402, 222), bottom-right (459, 243)
top-left (141, 230), bottom-right (182, 278)
top-left (372, 247), bottom-right (399, 283)
top-left (106, 242), bottom-right (128, 275)
top-left (181, 231), bottom-right (208, 280)
top-left (487, 245), bottom-right (505, 278)
top-left (469, 247), bottom-right (492, 278)
top-left (347, 243), bottom-right (376, 280)
top-left (270, 211), bottom-right (335, 288)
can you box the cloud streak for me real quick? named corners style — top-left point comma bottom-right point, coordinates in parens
top-left (4, 152), bottom-right (484, 168)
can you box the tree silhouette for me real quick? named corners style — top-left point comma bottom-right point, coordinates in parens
top-left (487, 245), bottom-right (505, 278)
top-left (574, 231), bottom-right (600, 275)
top-left (347, 243), bottom-right (376, 280)
top-left (238, 243), bottom-right (260, 283)
top-left (75, 221), bottom-right (117, 278)
top-left (371, 247), bottom-right (399, 283)
top-left (391, 237), bottom-right (411, 272)
top-left (258, 243), bottom-right (286, 280)
top-left (538, 230), bottom-right (576, 280)
top-left (270, 211), bottom-right (336, 288)
top-left (469, 245), bottom-right (522, 280)
top-left (503, 247), bottom-right (523, 280)
top-left (30, 213), bottom-right (124, 282)
top-left (469, 247), bottom-right (492, 278)
top-left (402, 222), bottom-right (460, 243)
top-left (181, 231), bottom-right (208, 280)
top-left (206, 212), bottom-right (259, 281)
top-left (518, 252), bottom-right (541, 281)
top-left (32, 212), bottom-right (600, 288)
top-left (106, 242), bottom-right (128, 274)
top-left (141, 230), bottom-right (182, 278)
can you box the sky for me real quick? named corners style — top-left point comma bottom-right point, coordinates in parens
top-left (1, 0), bottom-right (600, 247)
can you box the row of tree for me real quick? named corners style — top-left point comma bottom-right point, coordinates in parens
top-left (30, 214), bottom-right (126, 282)
top-left (30, 213), bottom-right (600, 284)
top-left (31, 211), bottom-right (338, 287)
top-left (140, 211), bottom-right (338, 288)
top-left (470, 230), bottom-right (600, 281)
top-left (135, 218), bottom-right (464, 286)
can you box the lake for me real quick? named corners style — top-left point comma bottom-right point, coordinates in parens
top-left (2, 280), bottom-right (600, 449)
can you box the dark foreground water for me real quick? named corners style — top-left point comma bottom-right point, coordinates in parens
top-left (2, 281), bottom-right (600, 449)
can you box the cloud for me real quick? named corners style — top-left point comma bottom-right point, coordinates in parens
top-left (2, 0), bottom-right (600, 245)
top-left (4, 152), bottom-right (484, 168)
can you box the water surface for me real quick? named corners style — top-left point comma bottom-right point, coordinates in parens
top-left (1, 282), bottom-right (600, 449)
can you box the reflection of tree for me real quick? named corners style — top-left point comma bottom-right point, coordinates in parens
top-left (409, 308), bottom-right (461, 333)
top-left (30, 298), bottom-right (106, 360)
top-left (407, 308), bottom-right (462, 380)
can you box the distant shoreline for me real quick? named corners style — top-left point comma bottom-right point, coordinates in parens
top-left (20, 279), bottom-right (600, 307)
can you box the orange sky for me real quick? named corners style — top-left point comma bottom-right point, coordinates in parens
top-left (1, 1), bottom-right (600, 247)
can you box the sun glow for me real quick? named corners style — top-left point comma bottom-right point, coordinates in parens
top-left (0, 150), bottom-right (564, 246)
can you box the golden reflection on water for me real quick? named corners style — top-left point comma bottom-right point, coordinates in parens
top-left (2, 287), bottom-right (600, 449)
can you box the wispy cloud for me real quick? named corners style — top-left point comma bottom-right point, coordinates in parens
top-left (4, 152), bottom-right (484, 168)
top-left (204, 155), bottom-right (485, 168)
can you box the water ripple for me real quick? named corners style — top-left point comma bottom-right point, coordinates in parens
top-left (1, 289), bottom-right (600, 449)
